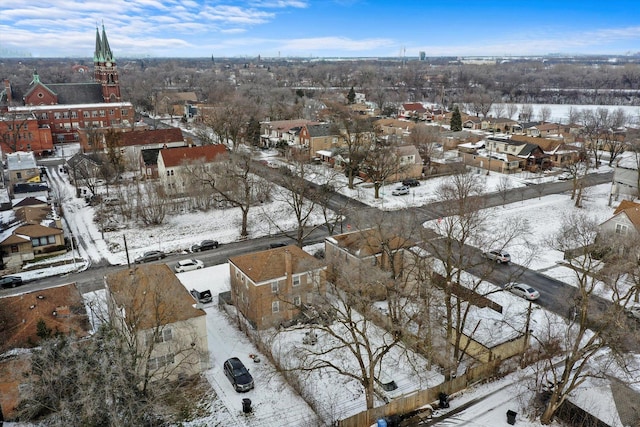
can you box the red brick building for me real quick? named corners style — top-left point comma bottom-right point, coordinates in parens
top-left (0, 25), bottom-right (135, 152)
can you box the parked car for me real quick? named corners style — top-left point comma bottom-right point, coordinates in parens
top-left (505, 282), bottom-right (540, 300)
top-left (175, 259), bottom-right (204, 273)
top-left (134, 250), bottom-right (166, 264)
top-left (269, 242), bottom-right (287, 249)
top-left (223, 357), bottom-right (254, 392)
top-left (190, 289), bottom-right (213, 304)
top-left (191, 240), bottom-right (219, 252)
top-left (557, 172), bottom-right (572, 181)
top-left (482, 249), bottom-right (511, 264)
top-left (402, 178), bottom-right (420, 187)
top-left (391, 186), bottom-right (410, 196)
top-left (0, 275), bottom-right (23, 288)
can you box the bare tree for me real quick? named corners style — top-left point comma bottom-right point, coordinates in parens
top-left (409, 123), bottom-right (441, 174)
top-left (535, 213), bottom-right (634, 424)
top-left (136, 182), bottom-right (167, 226)
top-left (360, 140), bottom-right (407, 199)
top-left (506, 103), bottom-right (519, 120)
top-left (519, 104), bottom-right (534, 121)
top-left (183, 152), bottom-right (271, 237)
top-left (539, 106), bottom-right (552, 123)
top-left (326, 103), bottom-right (375, 189)
top-left (492, 103), bottom-right (506, 118)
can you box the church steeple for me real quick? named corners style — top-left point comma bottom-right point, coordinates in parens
top-left (93, 24), bottom-right (121, 103)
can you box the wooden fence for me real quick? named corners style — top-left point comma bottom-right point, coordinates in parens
top-left (338, 359), bottom-right (501, 427)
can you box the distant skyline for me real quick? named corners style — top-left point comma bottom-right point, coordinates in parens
top-left (2, 1), bottom-right (640, 59)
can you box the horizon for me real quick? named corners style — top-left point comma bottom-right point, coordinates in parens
top-left (2, 1), bottom-right (640, 59)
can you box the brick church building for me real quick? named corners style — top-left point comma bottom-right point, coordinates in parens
top-left (0, 26), bottom-right (136, 155)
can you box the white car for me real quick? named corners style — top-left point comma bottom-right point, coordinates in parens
top-left (505, 282), bottom-right (540, 301)
top-left (175, 259), bottom-right (204, 273)
top-left (392, 186), bottom-right (410, 196)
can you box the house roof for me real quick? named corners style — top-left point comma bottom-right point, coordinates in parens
top-left (105, 264), bottom-right (205, 330)
top-left (0, 234), bottom-right (30, 246)
top-left (264, 119), bottom-right (318, 132)
top-left (229, 245), bottom-right (324, 284)
top-left (326, 228), bottom-right (414, 258)
top-left (401, 102), bottom-right (427, 112)
top-left (14, 224), bottom-right (63, 238)
top-left (5, 152), bottom-right (37, 170)
top-left (159, 144), bottom-right (227, 168)
top-left (40, 82), bottom-right (104, 104)
top-left (119, 128), bottom-right (184, 148)
top-left (0, 282), bottom-right (91, 354)
top-left (12, 196), bottom-right (48, 208)
top-left (14, 206), bottom-right (50, 224)
top-left (611, 201), bottom-right (640, 231)
top-left (306, 123), bottom-right (336, 138)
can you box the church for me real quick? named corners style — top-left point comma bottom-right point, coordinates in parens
top-left (0, 25), bottom-right (136, 155)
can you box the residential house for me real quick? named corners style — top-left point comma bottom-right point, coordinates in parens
top-left (298, 123), bottom-right (340, 161)
top-left (373, 118), bottom-right (416, 142)
top-left (394, 144), bottom-right (423, 181)
top-left (229, 245), bottom-right (326, 329)
top-left (157, 144), bottom-right (227, 192)
top-left (0, 222), bottom-right (65, 269)
top-left (81, 128), bottom-right (186, 162)
top-left (398, 103), bottom-right (428, 121)
top-left (260, 119), bottom-right (317, 148)
top-left (105, 264), bottom-right (209, 382)
top-left (510, 135), bottom-right (581, 168)
top-left (6, 151), bottom-right (39, 186)
top-left (611, 156), bottom-right (639, 200)
top-left (458, 140), bottom-right (522, 174)
top-left (0, 283), bottom-right (91, 420)
top-left (463, 116), bottom-right (482, 130)
top-left (598, 200), bottom-right (640, 259)
top-left (485, 137), bottom-right (550, 171)
top-left (481, 117), bottom-right (519, 134)
top-left (153, 91), bottom-right (198, 117)
top-left (324, 228), bottom-right (414, 298)
top-left (12, 195), bottom-right (48, 211)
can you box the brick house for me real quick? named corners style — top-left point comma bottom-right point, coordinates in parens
top-left (105, 264), bottom-right (209, 382)
top-left (157, 144), bottom-right (227, 192)
top-left (0, 110), bottom-right (54, 155)
top-left (6, 151), bottom-right (39, 186)
top-left (229, 245), bottom-right (326, 329)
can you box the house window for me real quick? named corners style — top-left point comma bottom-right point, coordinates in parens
top-left (271, 282), bottom-right (279, 293)
top-left (147, 353), bottom-right (175, 371)
top-left (99, 110), bottom-right (106, 117)
top-left (92, 110), bottom-right (98, 117)
top-left (40, 112), bottom-right (48, 119)
top-left (71, 111), bottom-right (78, 119)
top-left (54, 112), bottom-right (61, 119)
top-left (121, 109), bottom-right (128, 116)
top-left (16, 172), bottom-right (22, 179)
top-left (293, 296), bottom-right (301, 306)
top-left (272, 301), bottom-right (280, 313)
top-left (110, 109), bottom-right (115, 116)
top-left (83, 111), bottom-right (90, 118)
top-left (293, 275), bottom-right (300, 287)
top-left (10, 245), bottom-right (18, 253)
top-left (615, 224), bottom-right (628, 235)
top-left (48, 236), bottom-right (56, 244)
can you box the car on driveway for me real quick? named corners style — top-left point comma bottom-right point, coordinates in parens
top-left (175, 259), bottom-right (204, 273)
top-left (223, 357), bottom-right (254, 392)
top-left (482, 249), bottom-right (511, 264)
top-left (625, 306), bottom-right (640, 320)
top-left (0, 275), bottom-right (23, 288)
top-left (505, 282), bottom-right (540, 300)
top-left (134, 250), bottom-right (166, 264)
top-left (191, 240), bottom-right (219, 252)
top-left (391, 186), bottom-right (410, 196)
top-left (402, 178), bottom-right (420, 187)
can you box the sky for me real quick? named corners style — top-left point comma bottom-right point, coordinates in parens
top-left (2, 0), bottom-right (640, 58)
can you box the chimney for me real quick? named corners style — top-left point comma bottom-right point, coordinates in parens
top-left (284, 249), bottom-right (292, 277)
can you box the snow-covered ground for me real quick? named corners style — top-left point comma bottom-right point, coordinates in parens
top-left (27, 137), bottom-right (636, 426)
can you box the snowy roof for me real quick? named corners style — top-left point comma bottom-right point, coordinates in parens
top-left (5, 152), bottom-right (37, 170)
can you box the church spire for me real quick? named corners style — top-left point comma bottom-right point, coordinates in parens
top-left (101, 24), bottom-right (114, 63)
top-left (94, 26), bottom-right (103, 62)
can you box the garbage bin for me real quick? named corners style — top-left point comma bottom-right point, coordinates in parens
top-left (376, 418), bottom-right (387, 427)
top-left (242, 398), bottom-right (252, 413)
top-left (438, 392), bottom-right (450, 409)
top-left (506, 410), bottom-right (517, 425)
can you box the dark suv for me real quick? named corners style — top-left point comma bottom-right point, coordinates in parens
top-left (223, 357), bottom-right (254, 392)
top-left (191, 240), bottom-right (219, 252)
top-left (0, 275), bottom-right (23, 288)
top-left (402, 178), bottom-right (420, 187)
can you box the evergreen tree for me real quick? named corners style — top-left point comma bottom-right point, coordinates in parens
top-left (347, 86), bottom-right (356, 104)
top-left (245, 116), bottom-right (261, 146)
top-left (450, 105), bottom-right (462, 131)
